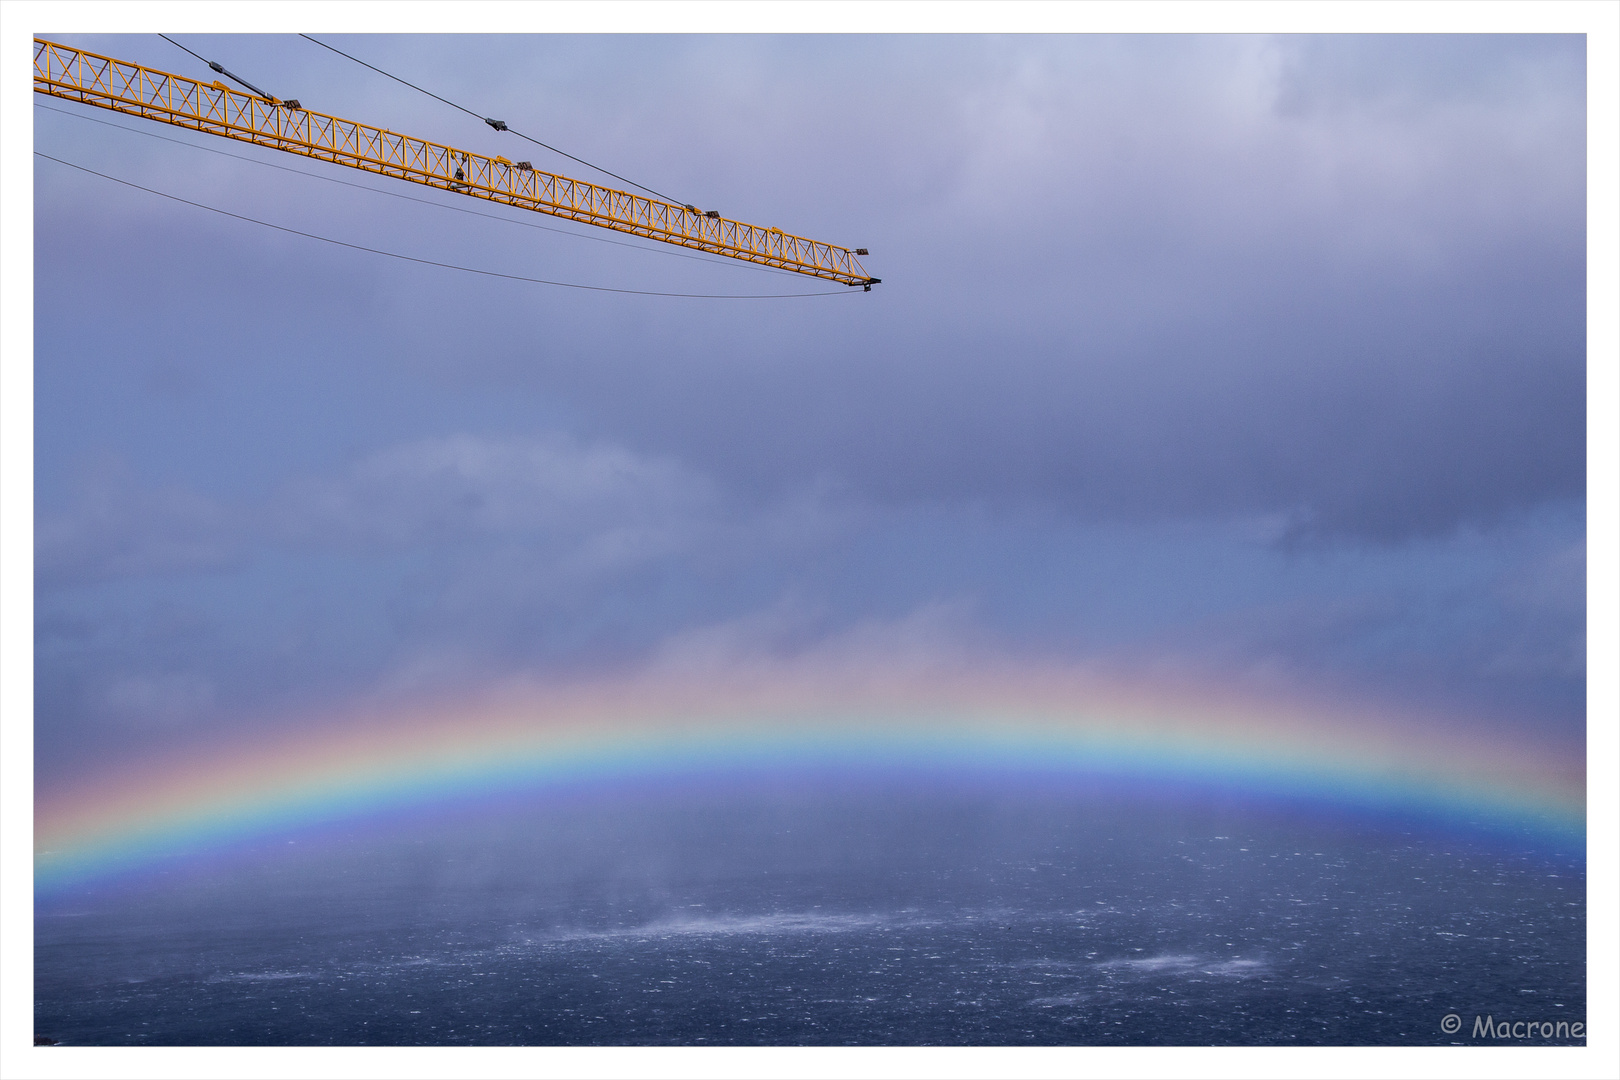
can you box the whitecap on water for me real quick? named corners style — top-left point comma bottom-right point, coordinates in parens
top-left (1097, 954), bottom-right (1267, 976)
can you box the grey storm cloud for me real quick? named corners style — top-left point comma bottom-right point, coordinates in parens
top-left (35, 459), bottom-right (242, 587)
top-left (272, 434), bottom-right (719, 556)
top-left (39, 434), bottom-right (729, 588)
top-left (30, 33), bottom-right (1587, 772)
top-left (35, 35), bottom-right (1584, 545)
top-left (306, 33), bottom-right (1575, 543)
top-left (35, 431), bottom-right (861, 646)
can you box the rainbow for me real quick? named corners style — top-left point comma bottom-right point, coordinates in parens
top-left (34, 662), bottom-right (1585, 892)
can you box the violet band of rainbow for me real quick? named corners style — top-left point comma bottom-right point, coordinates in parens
top-left (35, 675), bottom-right (1586, 892)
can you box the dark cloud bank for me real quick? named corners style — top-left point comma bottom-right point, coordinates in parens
top-left (33, 34), bottom-right (1586, 774)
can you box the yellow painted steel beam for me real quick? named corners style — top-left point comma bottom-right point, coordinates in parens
top-left (33, 38), bottom-right (879, 288)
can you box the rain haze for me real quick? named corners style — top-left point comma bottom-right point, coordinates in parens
top-left (31, 32), bottom-right (1588, 770)
top-left (9, 7), bottom-right (1615, 1068)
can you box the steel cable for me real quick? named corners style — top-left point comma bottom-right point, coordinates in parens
top-left (35, 101), bottom-right (806, 279)
top-left (297, 34), bottom-right (687, 206)
top-left (35, 152), bottom-right (851, 300)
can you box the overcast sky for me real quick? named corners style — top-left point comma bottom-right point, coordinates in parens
top-left (27, 31), bottom-right (1590, 786)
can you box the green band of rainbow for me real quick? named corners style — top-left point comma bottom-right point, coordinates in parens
top-left (35, 675), bottom-right (1586, 892)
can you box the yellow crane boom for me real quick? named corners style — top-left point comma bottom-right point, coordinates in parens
top-left (33, 38), bottom-right (879, 289)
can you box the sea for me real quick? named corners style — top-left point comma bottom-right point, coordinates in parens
top-left (35, 776), bottom-right (1586, 1045)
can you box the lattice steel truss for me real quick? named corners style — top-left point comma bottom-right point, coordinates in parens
top-left (34, 38), bottom-right (879, 288)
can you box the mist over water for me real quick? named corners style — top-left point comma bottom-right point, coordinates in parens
top-left (26, 32), bottom-right (1591, 1051)
top-left (35, 778), bottom-right (1585, 1045)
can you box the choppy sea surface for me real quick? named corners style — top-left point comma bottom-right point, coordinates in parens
top-left (35, 779), bottom-right (1585, 1045)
